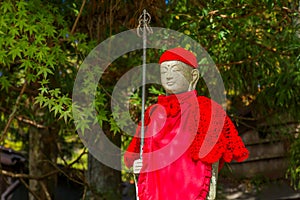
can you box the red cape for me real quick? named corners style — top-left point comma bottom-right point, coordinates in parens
top-left (124, 90), bottom-right (249, 199)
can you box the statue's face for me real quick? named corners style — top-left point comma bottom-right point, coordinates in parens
top-left (160, 61), bottom-right (193, 95)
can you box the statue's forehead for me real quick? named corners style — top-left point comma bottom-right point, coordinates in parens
top-left (160, 60), bottom-right (181, 67)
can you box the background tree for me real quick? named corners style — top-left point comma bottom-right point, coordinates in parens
top-left (163, 0), bottom-right (300, 189)
top-left (0, 0), bottom-right (92, 198)
top-left (0, 0), bottom-right (299, 200)
top-left (72, 0), bottom-right (167, 199)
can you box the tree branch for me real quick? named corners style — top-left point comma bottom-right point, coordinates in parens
top-left (0, 106), bottom-right (47, 129)
top-left (40, 181), bottom-right (52, 200)
top-left (71, 0), bottom-right (87, 35)
top-left (0, 169), bottom-right (58, 180)
top-left (19, 178), bottom-right (42, 200)
top-left (15, 115), bottom-right (47, 129)
top-left (1, 81), bottom-right (27, 143)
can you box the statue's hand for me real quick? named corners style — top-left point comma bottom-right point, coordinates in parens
top-left (133, 159), bottom-right (143, 174)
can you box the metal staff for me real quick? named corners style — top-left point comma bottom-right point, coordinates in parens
top-left (137, 9), bottom-right (153, 159)
top-left (134, 9), bottom-right (152, 200)
top-left (207, 161), bottom-right (219, 200)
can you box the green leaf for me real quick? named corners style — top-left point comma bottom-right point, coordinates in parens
top-left (6, 37), bottom-right (16, 47)
top-left (1, 1), bottom-right (13, 13)
top-left (26, 73), bottom-right (36, 83)
top-left (96, 110), bottom-right (108, 127)
top-left (148, 85), bottom-right (164, 95)
top-left (109, 118), bottom-right (120, 134)
top-left (16, 1), bottom-right (28, 11)
top-left (44, 24), bottom-right (57, 37)
top-left (36, 66), bottom-right (53, 78)
top-left (38, 86), bottom-right (48, 94)
top-left (9, 27), bottom-right (19, 37)
top-left (45, 55), bottom-right (55, 69)
top-left (75, 118), bottom-right (91, 135)
top-left (59, 96), bottom-right (71, 106)
top-left (51, 104), bottom-right (62, 117)
top-left (0, 50), bottom-right (7, 64)
top-left (24, 24), bottom-right (38, 35)
top-left (26, 45), bottom-right (38, 58)
top-left (20, 59), bottom-right (33, 70)
top-left (16, 9), bottom-right (27, 19)
top-left (0, 76), bottom-right (11, 91)
top-left (0, 15), bottom-right (8, 30)
top-left (8, 46), bottom-right (22, 61)
top-left (35, 93), bottom-right (47, 107)
top-left (43, 97), bottom-right (55, 110)
top-left (15, 19), bottom-right (27, 31)
top-left (59, 109), bottom-right (72, 123)
top-left (34, 34), bottom-right (46, 45)
top-left (49, 88), bottom-right (61, 98)
top-left (39, 79), bottom-right (49, 85)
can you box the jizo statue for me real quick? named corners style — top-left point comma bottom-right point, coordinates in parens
top-left (124, 47), bottom-right (249, 200)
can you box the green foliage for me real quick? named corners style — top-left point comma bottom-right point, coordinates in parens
top-left (287, 136), bottom-right (300, 190)
top-left (0, 0), bottom-right (94, 173)
top-left (166, 7), bottom-right (299, 101)
top-left (166, 1), bottom-right (300, 120)
top-left (163, 0), bottom-right (300, 189)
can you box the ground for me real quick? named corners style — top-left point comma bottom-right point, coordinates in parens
top-left (217, 176), bottom-right (300, 200)
top-left (122, 177), bottom-right (300, 200)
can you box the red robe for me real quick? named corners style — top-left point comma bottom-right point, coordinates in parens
top-left (124, 90), bottom-right (249, 200)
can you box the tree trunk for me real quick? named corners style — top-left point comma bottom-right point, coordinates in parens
top-left (85, 129), bottom-right (121, 200)
top-left (86, 154), bottom-right (121, 200)
top-left (29, 126), bottom-right (58, 200)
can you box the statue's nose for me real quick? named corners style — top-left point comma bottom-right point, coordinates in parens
top-left (166, 72), bottom-right (173, 80)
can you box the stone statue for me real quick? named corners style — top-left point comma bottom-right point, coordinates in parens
top-left (124, 47), bottom-right (249, 200)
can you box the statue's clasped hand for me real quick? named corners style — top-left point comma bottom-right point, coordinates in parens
top-left (133, 159), bottom-right (143, 174)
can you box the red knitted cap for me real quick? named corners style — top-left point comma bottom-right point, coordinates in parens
top-left (159, 47), bottom-right (198, 68)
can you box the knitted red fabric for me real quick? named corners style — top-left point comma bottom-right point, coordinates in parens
top-left (124, 92), bottom-right (249, 168)
top-left (189, 96), bottom-right (249, 168)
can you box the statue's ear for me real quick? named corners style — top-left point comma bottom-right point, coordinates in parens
top-left (188, 69), bottom-right (200, 91)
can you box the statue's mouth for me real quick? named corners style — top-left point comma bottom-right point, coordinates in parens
top-left (166, 81), bottom-right (174, 86)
